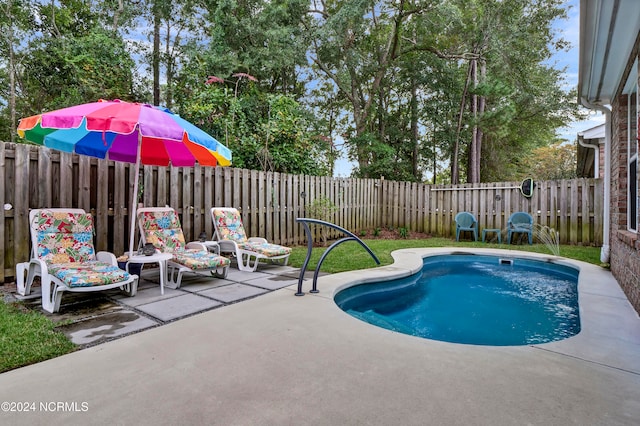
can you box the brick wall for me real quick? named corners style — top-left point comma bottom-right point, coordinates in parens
top-left (611, 234), bottom-right (640, 311)
top-left (611, 95), bottom-right (628, 231)
top-left (609, 75), bottom-right (640, 315)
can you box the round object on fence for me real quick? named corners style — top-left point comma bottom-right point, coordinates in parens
top-left (520, 178), bottom-right (535, 198)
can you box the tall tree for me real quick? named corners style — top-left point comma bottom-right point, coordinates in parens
top-left (14, 1), bottom-right (139, 116)
top-left (451, 0), bottom-right (574, 183)
top-left (304, 0), bottom-right (428, 177)
top-left (303, 0), bottom-right (577, 182)
top-left (171, 0), bottom-right (336, 173)
top-left (179, 81), bottom-right (332, 175)
top-left (0, 0), bottom-right (582, 183)
top-left (153, 1), bottom-right (161, 105)
top-left (197, 0), bottom-right (308, 94)
top-left (141, 0), bottom-right (206, 108)
top-left (0, 0), bottom-right (25, 142)
top-left (521, 141), bottom-right (577, 180)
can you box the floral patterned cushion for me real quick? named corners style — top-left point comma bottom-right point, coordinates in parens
top-left (139, 210), bottom-right (186, 252)
top-left (48, 261), bottom-right (130, 288)
top-left (140, 209), bottom-right (230, 270)
top-left (213, 209), bottom-right (290, 257)
top-left (238, 241), bottom-right (292, 257)
top-left (212, 209), bottom-right (248, 242)
top-left (172, 249), bottom-right (230, 270)
top-left (34, 211), bottom-right (96, 264)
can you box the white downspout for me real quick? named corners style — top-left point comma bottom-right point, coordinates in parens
top-left (580, 97), bottom-right (611, 263)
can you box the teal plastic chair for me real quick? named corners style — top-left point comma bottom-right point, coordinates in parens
top-left (455, 212), bottom-right (478, 241)
top-left (507, 212), bottom-right (534, 244)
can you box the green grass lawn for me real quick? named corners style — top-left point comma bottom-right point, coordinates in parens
top-left (288, 237), bottom-right (605, 273)
top-left (0, 237), bottom-right (604, 373)
top-left (0, 302), bottom-right (76, 373)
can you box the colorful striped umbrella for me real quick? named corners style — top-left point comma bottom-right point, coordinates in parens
top-left (17, 99), bottom-right (232, 255)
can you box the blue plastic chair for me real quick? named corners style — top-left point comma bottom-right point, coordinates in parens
top-left (507, 212), bottom-right (534, 245)
top-left (455, 212), bottom-right (478, 241)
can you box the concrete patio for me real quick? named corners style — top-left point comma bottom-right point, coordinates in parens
top-left (7, 263), bottom-right (306, 347)
top-left (1, 248), bottom-right (639, 425)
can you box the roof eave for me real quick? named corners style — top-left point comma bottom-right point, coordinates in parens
top-left (578, 0), bottom-right (640, 107)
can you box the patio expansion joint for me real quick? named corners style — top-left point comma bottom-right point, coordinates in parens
top-left (531, 345), bottom-right (640, 376)
top-left (179, 286), bottom-right (236, 304)
top-left (104, 295), bottom-right (169, 324)
top-left (177, 280), bottom-right (275, 300)
top-left (209, 291), bottom-right (274, 306)
top-left (196, 280), bottom-right (289, 304)
top-left (580, 288), bottom-right (638, 303)
top-left (104, 284), bottom-right (280, 325)
top-left (236, 281), bottom-right (279, 291)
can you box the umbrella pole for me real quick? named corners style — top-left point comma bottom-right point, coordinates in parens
top-left (128, 132), bottom-right (142, 256)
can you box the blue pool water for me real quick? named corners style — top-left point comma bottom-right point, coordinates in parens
top-left (335, 254), bottom-right (581, 346)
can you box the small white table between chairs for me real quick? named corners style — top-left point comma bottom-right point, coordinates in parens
top-left (125, 252), bottom-right (173, 295)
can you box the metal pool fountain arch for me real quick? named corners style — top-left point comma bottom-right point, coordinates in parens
top-left (295, 218), bottom-right (380, 296)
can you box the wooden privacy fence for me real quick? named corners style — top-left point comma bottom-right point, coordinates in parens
top-left (0, 142), bottom-right (603, 282)
top-left (381, 179), bottom-right (603, 245)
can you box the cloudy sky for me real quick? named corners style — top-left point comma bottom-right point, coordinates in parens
top-left (333, 0), bottom-right (604, 177)
top-left (556, 0), bottom-right (605, 140)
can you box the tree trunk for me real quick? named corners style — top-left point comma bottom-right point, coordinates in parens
top-left (411, 75), bottom-right (419, 179)
top-left (475, 61), bottom-right (486, 182)
top-left (452, 61), bottom-right (474, 184)
top-left (9, 38), bottom-right (15, 143)
top-left (153, 6), bottom-right (161, 106)
top-left (432, 136), bottom-right (437, 184)
top-left (469, 59), bottom-right (478, 183)
top-left (331, 13), bottom-right (402, 177)
top-left (113, 0), bottom-right (123, 31)
top-left (377, 87), bottom-right (385, 141)
top-left (164, 22), bottom-right (173, 109)
top-left (6, 0), bottom-right (16, 143)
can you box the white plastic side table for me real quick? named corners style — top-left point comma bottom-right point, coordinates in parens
top-left (125, 252), bottom-right (173, 295)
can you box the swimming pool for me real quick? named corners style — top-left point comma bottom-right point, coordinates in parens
top-left (334, 254), bottom-right (581, 346)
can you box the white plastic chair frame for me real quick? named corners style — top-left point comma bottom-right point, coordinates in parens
top-left (16, 208), bottom-right (138, 313)
top-left (137, 206), bottom-right (229, 289)
top-left (210, 207), bottom-right (291, 272)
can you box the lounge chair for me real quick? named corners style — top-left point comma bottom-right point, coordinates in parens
top-left (210, 207), bottom-right (292, 272)
top-left (137, 207), bottom-right (230, 288)
top-left (15, 208), bottom-right (138, 313)
top-left (507, 212), bottom-right (534, 245)
top-left (455, 212), bottom-right (478, 241)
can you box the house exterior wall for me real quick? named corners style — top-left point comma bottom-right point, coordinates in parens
top-left (599, 142), bottom-right (605, 179)
top-left (610, 65), bottom-right (640, 314)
